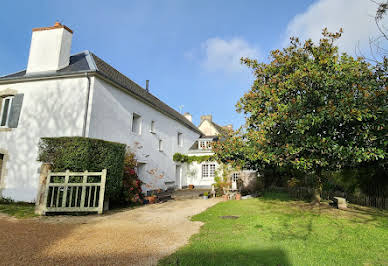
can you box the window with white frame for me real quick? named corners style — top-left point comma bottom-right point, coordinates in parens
top-left (177, 132), bottom-right (183, 147)
top-left (131, 113), bottom-right (141, 134)
top-left (158, 139), bottom-right (163, 151)
top-left (0, 96), bottom-right (14, 127)
top-left (150, 120), bottom-right (155, 133)
top-left (232, 172), bottom-right (240, 182)
top-left (199, 140), bottom-right (211, 150)
top-left (202, 163), bottom-right (216, 179)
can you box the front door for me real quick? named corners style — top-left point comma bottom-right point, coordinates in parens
top-left (175, 165), bottom-right (182, 189)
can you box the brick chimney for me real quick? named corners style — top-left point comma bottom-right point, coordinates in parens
top-left (200, 115), bottom-right (212, 124)
top-left (26, 22), bottom-right (73, 74)
top-left (183, 112), bottom-right (192, 122)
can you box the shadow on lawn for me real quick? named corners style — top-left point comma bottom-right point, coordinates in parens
top-left (161, 248), bottom-right (290, 266)
top-left (260, 192), bottom-right (293, 202)
top-left (260, 192), bottom-right (388, 229)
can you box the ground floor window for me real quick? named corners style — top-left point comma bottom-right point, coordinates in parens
top-left (232, 172), bottom-right (240, 182)
top-left (202, 163), bottom-right (215, 179)
top-left (136, 163), bottom-right (146, 179)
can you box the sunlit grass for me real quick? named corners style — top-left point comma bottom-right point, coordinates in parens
top-left (159, 193), bottom-right (388, 265)
top-left (0, 203), bottom-right (37, 218)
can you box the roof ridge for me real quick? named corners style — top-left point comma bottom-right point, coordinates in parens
top-left (84, 50), bottom-right (98, 71)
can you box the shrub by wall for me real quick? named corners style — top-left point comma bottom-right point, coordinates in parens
top-left (38, 137), bottom-right (126, 201)
top-left (121, 151), bottom-right (143, 204)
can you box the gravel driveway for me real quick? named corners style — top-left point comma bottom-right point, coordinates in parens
top-left (0, 199), bottom-right (220, 265)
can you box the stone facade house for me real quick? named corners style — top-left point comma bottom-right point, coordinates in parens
top-left (0, 23), bottom-right (202, 202)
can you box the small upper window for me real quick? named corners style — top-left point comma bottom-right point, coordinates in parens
top-left (150, 120), bottom-right (156, 133)
top-left (177, 132), bottom-right (183, 147)
top-left (131, 113), bottom-right (142, 134)
top-left (158, 139), bottom-right (163, 151)
top-left (0, 96), bottom-right (14, 127)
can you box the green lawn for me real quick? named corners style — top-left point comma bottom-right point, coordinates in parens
top-left (159, 193), bottom-right (388, 266)
top-left (0, 203), bottom-right (37, 218)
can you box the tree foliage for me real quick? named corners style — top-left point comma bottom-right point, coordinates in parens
top-left (213, 29), bottom-right (387, 194)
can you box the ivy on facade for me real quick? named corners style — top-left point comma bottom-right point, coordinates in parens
top-left (173, 153), bottom-right (216, 164)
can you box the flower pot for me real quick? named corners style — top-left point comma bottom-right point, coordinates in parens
top-left (147, 196), bottom-right (156, 204)
top-left (236, 193), bottom-right (241, 200)
top-left (202, 195), bottom-right (208, 200)
top-left (222, 194), bottom-right (229, 201)
top-left (189, 184), bottom-right (195, 190)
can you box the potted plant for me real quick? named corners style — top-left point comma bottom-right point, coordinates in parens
top-left (236, 193), bottom-right (241, 200)
top-left (202, 192), bottom-right (209, 200)
top-left (146, 191), bottom-right (157, 204)
top-left (222, 194), bottom-right (229, 201)
top-left (189, 184), bottom-right (195, 190)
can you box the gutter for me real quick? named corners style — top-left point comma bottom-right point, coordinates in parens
top-left (0, 71), bottom-right (95, 85)
top-left (82, 72), bottom-right (91, 137)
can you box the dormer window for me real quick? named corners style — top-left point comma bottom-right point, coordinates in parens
top-left (199, 140), bottom-right (211, 150)
top-left (0, 96), bottom-right (14, 127)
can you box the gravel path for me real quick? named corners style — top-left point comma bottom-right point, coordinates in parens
top-left (0, 199), bottom-right (220, 266)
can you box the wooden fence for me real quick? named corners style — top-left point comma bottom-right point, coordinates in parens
top-left (288, 187), bottom-right (388, 210)
top-left (42, 169), bottom-right (107, 214)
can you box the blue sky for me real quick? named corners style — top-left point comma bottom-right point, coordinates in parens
top-left (0, 0), bottom-right (385, 128)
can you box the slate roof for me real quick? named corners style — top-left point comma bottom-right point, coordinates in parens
top-left (0, 51), bottom-right (201, 134)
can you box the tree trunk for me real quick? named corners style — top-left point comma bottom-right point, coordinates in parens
top-left (312, 169), bottom-right (322, 205)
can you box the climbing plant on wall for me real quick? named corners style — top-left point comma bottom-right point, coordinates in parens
top-left (173, 153), bottom-right (216, 164)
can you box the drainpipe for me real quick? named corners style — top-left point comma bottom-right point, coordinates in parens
top-left (82, 72), bottom-right (91, 137)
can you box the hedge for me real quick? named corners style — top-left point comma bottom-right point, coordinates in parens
top-left (38, 137), bottom-right (126, 201)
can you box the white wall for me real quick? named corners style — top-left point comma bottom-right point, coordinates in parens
top-left (183, 150), bottom-right (220, 188)
top-left (183, 161), bottom-right (220, 188)
top-left (87, 77), bottom-right (200, 192)
top-left (0, 77), bottom-right (88, 202)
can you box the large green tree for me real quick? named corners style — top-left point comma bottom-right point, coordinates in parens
top-left (213, 30), bottom-right (387, 202)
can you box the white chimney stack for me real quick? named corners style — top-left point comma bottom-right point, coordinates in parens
top-left (183, 112), bottom-right (192, 122)
top-left (26, 22), bottom-right (73, 74)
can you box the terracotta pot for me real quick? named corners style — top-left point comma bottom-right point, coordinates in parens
top-left (147, 196), bottom-right (156, 204)
top-left (189, 184), bottom-right (195, 190)
top-left (222, 194), bottom-right (229, 201)
top-left (236, 193), bottom-right (241, 200)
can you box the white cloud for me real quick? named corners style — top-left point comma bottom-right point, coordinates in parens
top-left (284, 0), bottom-right (388, 54)
top-left (200, 37), bottom-right (260, 73)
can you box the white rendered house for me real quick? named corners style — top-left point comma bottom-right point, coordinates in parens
top-left (0, 23), bottom-right (201, 202)
top-left (178, 114), bottom-right (258, 191)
